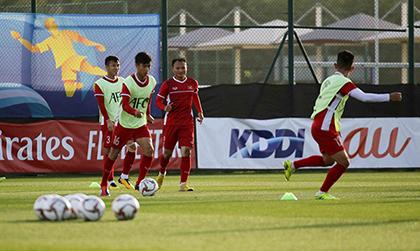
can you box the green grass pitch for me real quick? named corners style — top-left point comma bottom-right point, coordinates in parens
top-left (1, 171), bottom-right (420, 251)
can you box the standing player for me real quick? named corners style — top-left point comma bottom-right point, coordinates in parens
top-left (100, 52), bottom-right (156, 196)
top-left (94, 56), bottom-right (136, 189)
top-left (283, 50), bottom-right (402, 200)
top-left (155, 58), bottom-right (204, 192)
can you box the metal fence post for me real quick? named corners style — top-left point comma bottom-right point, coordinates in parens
top-left (288, 0), bottom-right (294, 85)
top-left (31, 0), bottom-right (36, 13)
top-left (408, 0), bottom-right (414, 84)
top-left (161, 0), bottom-right (168, 81)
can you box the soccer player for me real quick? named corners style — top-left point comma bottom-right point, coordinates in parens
top-left (155, 58), bottom-right (204, 192)
top-left (283, 50), bottom-right (402, 200)
top-left (93, 56), bottom-right (136, 189)
top-left (11, 17), bottom-right (106, 97)
top-left (100, 52), bottom-right (156, 196)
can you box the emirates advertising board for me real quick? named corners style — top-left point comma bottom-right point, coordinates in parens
top-left (0, 119), bottom-right (195, 173)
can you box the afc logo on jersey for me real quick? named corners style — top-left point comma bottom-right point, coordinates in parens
top-left (108, 92), bottom-right (121, 104)
top-left (130, 97), bottom-right (150, 109)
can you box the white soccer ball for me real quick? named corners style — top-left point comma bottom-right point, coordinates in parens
top-left (64, 193), bottom-right (88, 219)
top-left (139, 178), bottom-right (159, 196)
top-left (33, 195), bottom-right (53, 220)
top-left (111, 194), bottom-right (140, 220)
top-left (78, 195), bottom-right (106, 221)
top-left (42, 195), bottom-right (73, 221)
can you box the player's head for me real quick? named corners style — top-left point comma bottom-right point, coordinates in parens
top-left (135, 52), bottom-right (152, 76)
top-left (105, 56), bottom-right (120, 77)
top-left (172, 57), bottom-right (187, 79)
top-left (44, 17), bottom-right (58, 32)
top-left (335, 50), bottom-right (355, 75)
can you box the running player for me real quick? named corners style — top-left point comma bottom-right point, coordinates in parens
top-left (155, 57), bottom-right (204, 192)
top-left (94, 56), bottom-right (136, 189)
top-left (283, 50), bottom-right (402, 200)
top-left (100, 52), bottom-right (156, 196)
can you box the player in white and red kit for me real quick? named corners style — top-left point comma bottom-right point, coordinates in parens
top-left (100, 52), bottom-right (156, 196)
top-left (93, 56), bottom-right (136, 189)
top-left (155, 58), bottom-right (204, 192)
top-left (283, 50), bottom-right (402, 200)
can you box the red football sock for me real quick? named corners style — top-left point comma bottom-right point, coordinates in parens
top-left (159, 155), bottom-right (170, 174)
top-left (122, 151), bottom-right (135, 175)
top-left (320, 163), bottom-right (347, 192)
top-left (136, 156), bottom-right (153, 185)
top-left (294, 155), bottom-right (327, 169)
top-left (180, 157), bottom-right (191, 183)
top-left (101, 156), bottom-right (116, 187)
top-left (107, 162), bottom-right (115, 181)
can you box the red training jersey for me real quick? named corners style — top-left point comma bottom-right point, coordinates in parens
top-left (156, 76), bottom-right (203, 126)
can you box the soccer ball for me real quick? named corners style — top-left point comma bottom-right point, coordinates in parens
top-left (111, 194), bottom-right (140, 220)
top-left (139, 178), bottom-right (159, 196)
top-left (33, 195), bottom-right (54, 220)
top-left (78, 195), bottom-right (106, 221)
top-left (64, 193), bottom-right (88, 219)
top-left (42, 195), bottom-right (73, 221)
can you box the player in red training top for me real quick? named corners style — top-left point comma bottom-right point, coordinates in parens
top-left (283, 50), bottom-right (402, 200)
top-left (155, 58), bottom-right (204, 192)
top-left (93, 56), bottom-right (136, 189)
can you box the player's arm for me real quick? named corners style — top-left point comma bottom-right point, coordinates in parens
top-left (155, 82), bottom-right (172, 112)
top-left (72, 31), bottom-right (105, 52)
top-left (121, 84), bottom-right (142, 117)
top-left (192, 81), bottom-right (204, 123)
top-left (349, 89), bottom-right (402, 102)
top-left (10, 31), bottom-right (41, 53)
top-left (343, 82), bottom-right (402, 102)
top-left (94, 84), bottom-right (114, 131)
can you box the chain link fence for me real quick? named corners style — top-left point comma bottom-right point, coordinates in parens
top-left (294, 0), bottom-right (419, 85)
top-left (1, 0), bottom-right (419, 85)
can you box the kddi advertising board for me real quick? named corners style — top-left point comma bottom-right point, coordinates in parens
top-left (197, 118), bottom-right (420, 169)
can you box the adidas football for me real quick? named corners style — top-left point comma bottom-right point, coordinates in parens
top-left (111, 194), bottom-right (140, 220)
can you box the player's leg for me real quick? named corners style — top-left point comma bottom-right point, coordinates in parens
top-left (179, 146), bottom-right (194, 192)
top-left (157, 125), bottom-right (177, 188)
top-left (100, 125), bottom-right (128, 196)
top-left (100, 147), bottom-right (121, 196)
top-left (104, 147), bottom-right (118, 188)
top-left (156, 148), bottom-right (172, 189)
top-left (283, 128), bottom-right (335, 181)
top-left (133, 126), bottom-right (154, 190)
top-left (134, 137), bottom-right (154, 190)
top-left (118, 141), bottom-right (136, 189)
top-left (80, 58), bottom-right (106, 76)
top-left (283, 154), bottom-right (334, 181)
top-left (178, 125), bottom-right (195, 192)
top-left (101, 127), bottom-right (117, 188)
top-left (315, 150), bottom-right (350, 200)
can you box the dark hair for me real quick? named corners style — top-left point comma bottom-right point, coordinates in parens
top-left (171, 57), bottom-right (187, 67)
top-left (105, 56), bottom-right (119, 65)
top-left (135, 52), bottom-right (152, 65)
top-left (336, 50), bottom-right (354, 70)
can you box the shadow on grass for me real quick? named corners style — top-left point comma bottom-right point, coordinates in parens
top-left (3, 219), bottom-right (118, 224)
top-left (173, 218), bottom-right (420, 236)
top-left (328, 199), bottom-right (420, 206)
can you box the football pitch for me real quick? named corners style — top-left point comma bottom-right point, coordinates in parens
top-left (1, 171), bottom-right (420, 251)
